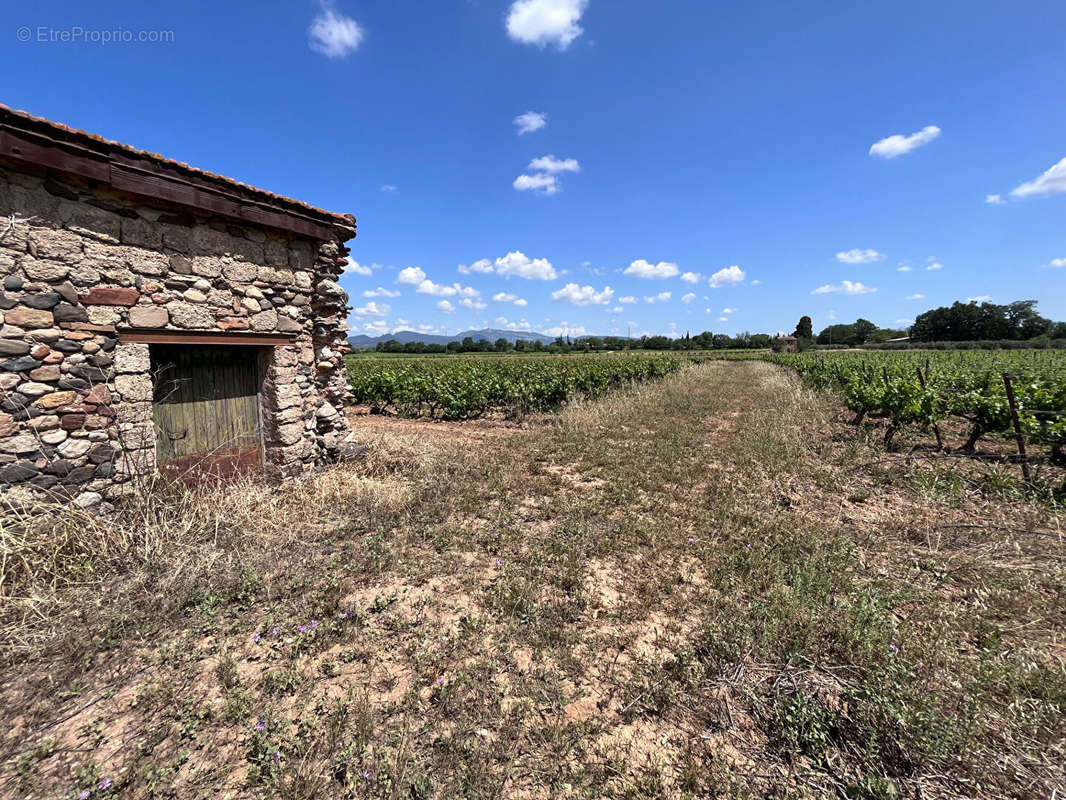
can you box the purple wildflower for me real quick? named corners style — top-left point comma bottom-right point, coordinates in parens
top-left (889, 643), bottom-right (900, 654)
top-left (78, 792), bottom-right (90, 800)
top-left (687, 537), bottom-right (694, 543)
top-left (255, 720), bottom-right (266, 732)
top-left (495, 558), bottom-right (503, 567)
top-left (298, 624), bottom-right (307, 633)
top-left (363, 770), bottom-right (371, 781)
top-left (251, 632), bottom-right (261, 644)
top-left (271, 626), bottom-right (280, 636)
top-left (98, 778), bottom-right (113, 790)
top-left (273, 751), bottom-right (281, 762)
top-left (309, 620), bottom-right (319, 631)
top-left (340, 611), bottom-right (348, 619)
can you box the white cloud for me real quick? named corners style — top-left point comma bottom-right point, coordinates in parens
top-left (897, 265), bottom-right (913, 272)
top-left (515, 156), bottom-right (580, 195)
top-left (496, 251), bottom-right (558, 280)
top-left (361, 320), bottom-right (390, 336)
top-left (458, 259), bottom-right (493, 275)
top-left (869, 125), bottom-right (941, 159)
top-left (811, 281), bottom-right (877, 295)
top-left (528, 155), bottom-right (580, 174)
top-left (354, 301), bottom-right (389, 317)
top-left (895, 318), bottom-right (914, 326)
top-left (543, 323), bottom-right (587, 337)
top-left (552, 283), bottom-right (614, 306)
top-left (363, 287), bottom-right (401, 298)
top-left (718, 316), bottom-right (728, 322)
top-left (437, 300), bottom-right (455, 313)
top-left (681, 293), bottom-right (696, 304)
top-left (708, 265), bottom-right (745, 288)
top-left (416, 279), bottom-right (480, 298)
top-left (495, 317), bottom-right (532, 330)
top-left (836, 248), bottom-right (884, 264)
top-left (644, 291), bottom-right (672, 304)
top-left (607, 306), bottom-right (624, 314)
top-left (308, 2), bottom-right (364, 58)
top-left (343, 260), bottom-right (373, 276)
top-left (1010, 157), bottom-right (1066, 199)
top-left (380, 184), bottom-right (398, 193)
top-left (396, 266), bottom-right (426, 285)
top-left (985, 193), bottom-right (1003, 205)
top-left (514, 111), bottom-right (547, 135)
top-left (906, 293), bottom-right (925, 301)
top-left (513, 173), bottom-right (560, 195)
top-left (750, 279), bottom-right (761, 286)
top-left (1049, 258), bottom-right (1066, 269)
top-left (624, 259), bottom-right (679, 279)
top-left (926, 262), bottom-right (943, 271)
top-left (680, 271), bottom-right (702, 284)
top-left (618, 296), bottom-right (637, 304)
top-left (460, 297), bottom-right (487, 310)
top-left (506, 0), bottom-right (588, 49)
top-left (493, 292), bottom-right (530, 307)
top-left (968, 295), bottom-right (993, 303)
top-left (721, 307), bottom-right (735, 314)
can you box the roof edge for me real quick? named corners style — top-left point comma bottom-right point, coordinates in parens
top-left (0, 105), bottom-right (356, 241)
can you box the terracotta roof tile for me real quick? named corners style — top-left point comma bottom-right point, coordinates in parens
top-left (0, 104), bottom-right (355, 230)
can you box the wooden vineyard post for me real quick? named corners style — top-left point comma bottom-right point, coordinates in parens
top-left (1001, 373), bottom-right (1031, 483)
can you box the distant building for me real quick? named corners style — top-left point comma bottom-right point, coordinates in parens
top-left (772, 335), bottom-right (798, 353)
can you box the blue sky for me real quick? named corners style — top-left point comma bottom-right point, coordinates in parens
top-left (4, 0), bottom-right (1065, 338)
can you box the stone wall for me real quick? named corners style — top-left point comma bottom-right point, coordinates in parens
top-left (0, 162), bottom-right (355, 506)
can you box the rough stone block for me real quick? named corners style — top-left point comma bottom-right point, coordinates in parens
top-left (128, 305), bottom-right (168, 327)
top-left (112, 343), bottom-right (150, 374)
top-left (114, 373), bottom-right (153, 403)
top-left (80, 287), bottom-right (140, 306)
top-left (35, 391), bottom-right (76, 409)
top-left (250, 309), bottom-right (279, 331)
top-left (166, 301), bottom-right (214, 328)
top-left (0, 340), bottom-right (30, 356)
top-left (5, 307), bottom-right (54, 328)
top-left (223, 261), bottom-right (257, 282)
top-left (54, 303), bottom-right (90, 323)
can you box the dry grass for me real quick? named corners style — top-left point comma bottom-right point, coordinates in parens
top-left (1, 361), bottom-right (1063, 799)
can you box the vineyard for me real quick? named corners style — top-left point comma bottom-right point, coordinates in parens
top-left (347, 349), bottom-right (1066, 462)
top-left (763, 350), bottom-right (1066, 458)
top-left (346, 352), bottom-right (706, 419)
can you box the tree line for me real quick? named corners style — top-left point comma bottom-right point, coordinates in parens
top-left (787, 299), bottom-right (1065, 350)
top-left (367, 299), bottom-right (1065, 355)
top-left (373, 331), bottom-right (777, 354)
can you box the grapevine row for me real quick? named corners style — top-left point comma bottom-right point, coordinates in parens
top-left (763, 350), bottom-right (1066, 455)
top-left (346, 353), bottom-right (704, 420)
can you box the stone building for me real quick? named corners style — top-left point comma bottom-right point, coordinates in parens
top-left (772, 335), bottom-right (798, 353)
top-left (0, 105), bottom-right (357, 506)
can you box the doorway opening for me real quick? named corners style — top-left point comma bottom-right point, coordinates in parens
top-left (150, 344), bottom-right (265, 483)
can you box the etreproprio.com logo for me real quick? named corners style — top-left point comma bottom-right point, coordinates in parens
top-left (16, 26), bottom-right (175, 44)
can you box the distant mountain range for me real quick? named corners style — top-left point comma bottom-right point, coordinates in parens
top-left (347, 328), bottom-right (559, 349)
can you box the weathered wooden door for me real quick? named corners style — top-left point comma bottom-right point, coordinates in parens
top-left (151, 345), bottom-right (263, 482)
